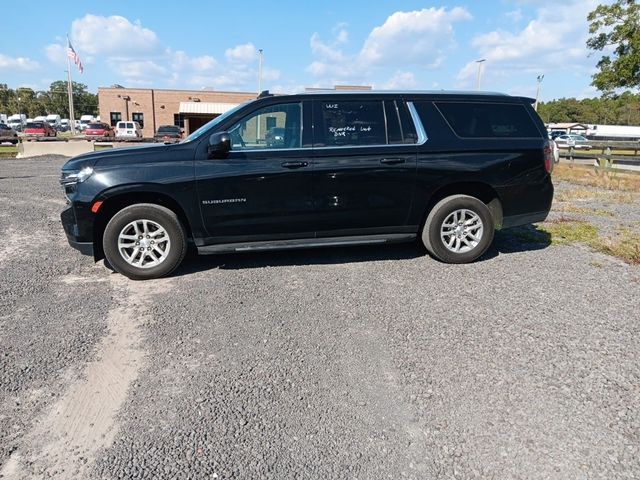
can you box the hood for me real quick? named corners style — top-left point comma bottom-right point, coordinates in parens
top-left (61, 143), bottom-right (174, 172)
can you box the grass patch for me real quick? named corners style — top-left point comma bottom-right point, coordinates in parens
top-left (534, 220), bottom-right (640, 264)
top-left (539, 220), bottom-right (599, 245)
top-left (559, 204), bottom-right (615, 217)
top-left (554, 187), bottom-right (636, 204)
top-left (553, 163), bottom-right (640, 192)
top-left (0, 145), bottom-right (17, 158)
top-left (593, 228), bottom-right (640, 265)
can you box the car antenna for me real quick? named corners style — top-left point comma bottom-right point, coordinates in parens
top-left (257, 90), bottom-right (272, 99)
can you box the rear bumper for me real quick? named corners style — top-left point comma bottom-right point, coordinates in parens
top-left (502, 210), bottom-right (550, 229)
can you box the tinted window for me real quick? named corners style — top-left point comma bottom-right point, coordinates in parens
top-left (158, 126), bottom-right (179, 133)
top-left (110, 112), bottom-right (121, 127)
top-left (132, 113), bottom-right (144, 128)
top-left (397, 102), bottom-right (418, 143)
top-left (126, 123), bottom-right (134, 129)
top-left (88, 123), bottom-right (105, 129)
top-left (228, 103), bottom-right (301, 150)
top-left (384, 100), bottom-right (403, 144)
top-left (26, 122), bottom-right (44, 128)
top-left (436, 102), bottom-right (539, 138)
top-left (315, 100), bottom-right (386, 147)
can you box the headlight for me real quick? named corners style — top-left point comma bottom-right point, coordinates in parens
top-left (60, 166), bottom-right (94, 186)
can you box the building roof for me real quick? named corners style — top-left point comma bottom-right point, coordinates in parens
top-left (547, 122), bottom-right (588, 130)
top-left (179, 102), bottom-right (240, 115)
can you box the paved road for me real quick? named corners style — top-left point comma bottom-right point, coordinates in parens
top-left (0, 156), bottom-right (639, 479)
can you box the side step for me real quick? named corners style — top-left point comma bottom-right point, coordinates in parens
top-left (197, 233), bottom-right (416, 255)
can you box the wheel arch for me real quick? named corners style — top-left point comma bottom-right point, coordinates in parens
top-left (423, 182), bottom-right (503, 230)
top-left (92, 187), bottom-right (193, 261)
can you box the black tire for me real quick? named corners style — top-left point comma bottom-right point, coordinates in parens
top-left (103, 203), bottom-right (187, 280)
top-left (422, 194), bottom-right (494, 264)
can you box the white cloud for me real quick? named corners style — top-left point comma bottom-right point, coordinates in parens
top-left (456, 0), bottom-right (600, 88)
top-left (110, 60), bottom-right (167, 79)
top-left (307, 8), bottom-right (470, 86)
top-left (44, 44), bottom-right (66, 65)
top-left (170, 50), bottom-right (217, 72)
top-left (504, 9), bottom-right (523, 23)
top-left (70, 14), bottom-right (160, 56)
top-left (0, 54), bottom-right (39, 72)
top-left (225, 43), bottom-right (257, 64)
top-left (383, 71), bottom-right (418, 89)
top-left (360, 7), bottom-right (471, 66)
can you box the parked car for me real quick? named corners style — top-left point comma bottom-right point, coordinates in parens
top-left (154, 125), bottom-right (183, 143)
top-left (555, 134), bottom-right (592, 149)
top-left (84, 122), bottom-right (115, 141)
top-left (0, 123), bottom-right (18, 144)
top-left (23, 121), bottom-right (57, 138)
top-left (60, 90), bottom-right (554, 280)
top-left (115, 121), bottom-right (143, 139)
top-left (550, 130), bottom-right (565, 140)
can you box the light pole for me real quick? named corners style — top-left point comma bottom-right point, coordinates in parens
top-left (534, 74), bottom-right (544, 111)
top-left (475, 59), bottom-right (486, 90)
top-left (257, 48), bottom-right (264, 94)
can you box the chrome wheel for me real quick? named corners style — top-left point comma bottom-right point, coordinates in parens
top-left (440, 209), bottom-right (484, 253)
top-left (117, 219), bottom-right (171, 268)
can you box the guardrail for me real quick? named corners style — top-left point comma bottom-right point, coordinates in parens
top-left (558, 140), bottom-right (640, 171)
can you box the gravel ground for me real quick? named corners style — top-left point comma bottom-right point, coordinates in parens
top-left (0, 155), bottom-right (639, 479)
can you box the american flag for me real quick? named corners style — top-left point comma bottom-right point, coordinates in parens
top-left (67, 40), bottom-right (84, 74)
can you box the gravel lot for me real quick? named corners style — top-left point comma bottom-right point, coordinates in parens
top-left (0, 155), bottom-right (639, 479)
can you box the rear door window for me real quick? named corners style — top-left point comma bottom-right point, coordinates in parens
top-left (314, 100), bottom-right (386, 147)
top-left (435, 102), bottom-right (540, 138)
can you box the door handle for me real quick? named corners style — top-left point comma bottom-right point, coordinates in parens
top-left (281, 161), bottom-right (309, 169)
top-left (380, 158), bottom-right (406, 165)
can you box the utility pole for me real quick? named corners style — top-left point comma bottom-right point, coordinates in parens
top-left (475, 59), bottom-right (486, 91)
top-left (258, 49), bottom-right (264, 94)
top-left (257, 48), bottom-right (264, 143)
top-left (534, 74), bottom-right (544, 111)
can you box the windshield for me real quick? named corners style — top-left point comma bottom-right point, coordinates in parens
top-left (182, 102), bottom-right (249, 143)
top-left (157, 126), bottom-right (178, 133)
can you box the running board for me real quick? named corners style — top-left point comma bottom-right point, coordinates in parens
top-left (197, 233), bottom-right (416, 254)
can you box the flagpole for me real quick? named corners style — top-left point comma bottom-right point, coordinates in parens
top-left (66, 36), bottom-right (76, 135)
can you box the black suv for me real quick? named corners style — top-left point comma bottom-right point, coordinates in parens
top-left (60, 91), bottom-right (554, 280)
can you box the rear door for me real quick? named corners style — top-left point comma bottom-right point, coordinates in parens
top-left (196, 100), bottom-right (315, 242)
top-left (311, 98), bottom-right (418, 236)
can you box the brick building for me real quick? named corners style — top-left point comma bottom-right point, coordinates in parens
top-left (97, 87), bottom-right (257, 137)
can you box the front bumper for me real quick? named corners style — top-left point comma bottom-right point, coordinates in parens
top-left (61, 204), bottom-right (94, 257)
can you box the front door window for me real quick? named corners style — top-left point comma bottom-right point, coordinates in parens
top-left (228, 103), bottom-right (302, 150)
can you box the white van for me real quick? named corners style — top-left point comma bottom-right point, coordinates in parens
top-left (115, 121), bottom-right (143, 139)
top-left (34, 115), bottom-right (48, 122)
top-left (79, 115), bottom-right (95, 131)
top-left (46, 114), bottom-right (61, 128)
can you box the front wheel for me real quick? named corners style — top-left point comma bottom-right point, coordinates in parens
top-left (422, 195), bottom-right (495, 264)
top-left (103, 203), bottom-right (187, 280)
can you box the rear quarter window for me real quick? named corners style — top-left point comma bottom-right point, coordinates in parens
top-left (435, 102), bottom-right (540, 138)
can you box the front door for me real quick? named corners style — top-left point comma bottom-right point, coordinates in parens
top-left (196, 102), bottom-right (315, 243)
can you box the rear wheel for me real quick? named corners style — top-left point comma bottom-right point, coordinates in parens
top-left (103, 203), bottom-right (187, 280)
top-left (422, 194), bottom-right (494, 264)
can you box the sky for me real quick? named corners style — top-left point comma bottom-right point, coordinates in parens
top-left (0, 0), bottom-right (607, 101)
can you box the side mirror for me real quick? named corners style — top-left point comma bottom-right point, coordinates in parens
top-left (208, 132), bottom-right (231, 158)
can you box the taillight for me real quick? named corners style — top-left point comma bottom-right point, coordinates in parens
top-left (543, 140), bottom-right (553, 174)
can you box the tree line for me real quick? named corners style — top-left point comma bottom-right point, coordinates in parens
top-left (538, 92), bottom-right (640, 126)
top-left (0, 81), bottom-right (98, 119)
